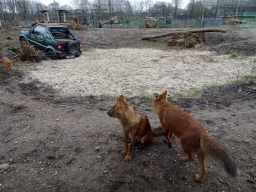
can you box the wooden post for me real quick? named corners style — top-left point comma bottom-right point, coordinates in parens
top-left (57, 10), bottom-right (60, 23)
top-left (46, 11), bottom-right (50, 23)
top-left (63, 11), bottom-right (67, 23)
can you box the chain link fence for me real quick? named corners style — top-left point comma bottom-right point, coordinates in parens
top-left (1, 6), bottom-right (256, 30)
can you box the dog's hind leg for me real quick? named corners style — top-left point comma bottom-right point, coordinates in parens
top-left (194, 150), bottom-right (207, 182)
top-left (167, 131), bottom-right (174, 148)
top-left (180, 139), bottom-right (194, 162)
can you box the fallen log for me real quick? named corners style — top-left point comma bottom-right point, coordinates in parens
top-left (141, 28), bottom-right (227, 40)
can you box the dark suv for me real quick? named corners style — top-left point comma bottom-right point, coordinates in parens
top-left (19, 24), bottom-right (82, 59)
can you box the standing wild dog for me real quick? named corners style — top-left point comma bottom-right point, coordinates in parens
top-left (152, 90), bottom-right (237, 182)
top-left (1, 57), bottom-right (13, 74)
top-left (107, 95), bottom-right (162, 161)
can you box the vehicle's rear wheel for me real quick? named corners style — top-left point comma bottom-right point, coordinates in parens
top-left (67, 42), bottom-right (79, 55)
top-left (46, 50), bottom-right (56, 60)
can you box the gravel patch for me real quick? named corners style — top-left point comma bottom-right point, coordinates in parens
top-left (25, 48), bottom-right (255, 97)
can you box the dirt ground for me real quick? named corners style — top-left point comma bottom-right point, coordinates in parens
top-left (0, 27), bottom-right (256, 192)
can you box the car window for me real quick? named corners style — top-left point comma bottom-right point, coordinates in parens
top-left (50, 27), bottom-right (74, 40)
top-left (46, 32), bottom-right (51, 39)
top-left (34, 25), bottom-right (45, 35)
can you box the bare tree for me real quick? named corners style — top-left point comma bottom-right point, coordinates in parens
top-left (187, 0), bottom-right (204, 19)
top-left (172, 0), bottom-right (182, 18)
top-left (189, 0), bottom-right (195, 18)
top-left (72, 0), bottom-right (89, 11)
top-left (6, 0), bottom-right (17, 21)
top-left (0, 0), bottom-right (8, 28)
top-left (123, 0), bottom-right (132, 15)
top-left (235, 0), bottom-right (241, 17)
top-left (139, 0), bottom-right (144, 13)
top-left (144, 0), bottom-right (153, 11)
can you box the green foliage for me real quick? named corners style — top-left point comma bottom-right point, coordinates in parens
top-left (230, 52), bottom-right (239, 58)
top-left (10, 45), bottom-right (20, 51)
top-left (241, 76), bottom-right (256, 82)
top-left (141, 94), bottom-right (152, 99)
top-left (172, 98), bottom-right (177, 102)
top-left (11, 68), bottom-right (25, 74)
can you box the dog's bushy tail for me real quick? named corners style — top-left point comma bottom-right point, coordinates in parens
top-left (141, 126), bottom-right (164, 144)
top-left (152, 126), bottom-right (164, 136)
top-left (201, 137), bottom-right (237, 177)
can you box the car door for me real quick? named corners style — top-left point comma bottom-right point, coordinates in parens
top-left (29, 25), bottom-right (45, 50)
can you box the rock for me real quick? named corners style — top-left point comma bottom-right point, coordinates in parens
top-left (0, 163), bottom-right (9, 170)
top-left (95, 147), bottom-right (100, 151)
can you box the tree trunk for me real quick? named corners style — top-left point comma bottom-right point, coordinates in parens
top-left (141, 28), bottom-right (227, 40)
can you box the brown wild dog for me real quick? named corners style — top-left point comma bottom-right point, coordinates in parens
top-left (1, 57), bottom-right (13, 74)
top-left (152, 91), bottom-right (237, 182)
top-left (107, 95), bottom-right (163, 161)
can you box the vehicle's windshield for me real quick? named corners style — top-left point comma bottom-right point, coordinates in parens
top-left (50, 28), bottom-right (75, 40)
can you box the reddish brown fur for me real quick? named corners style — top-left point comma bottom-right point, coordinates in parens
top-left (1, 57), bottom-right (13, 74)
top-left (153, 91), bottom-right (237, 182)
top-left (107, 95), bottom-right (161, 161)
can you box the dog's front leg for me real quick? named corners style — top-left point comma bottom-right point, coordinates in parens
top-left (125, 136), bottom-right (137, 161)
top-left (121, 132), bottom-right (129, 157)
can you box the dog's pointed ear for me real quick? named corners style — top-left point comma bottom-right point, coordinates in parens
top-left (119, 95), bottom-right (126, 102)
top-left (163, 90), bottom-right (167, 98)
top-left (153, 93), bottom-right (158, 100)
top-left (115, 97), bottom-right (119, 103)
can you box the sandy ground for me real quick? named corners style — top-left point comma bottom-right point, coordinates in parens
top-left (1, 28), bottom-right (256, 192)
top-left (25, 48), bottom-right (255, 97)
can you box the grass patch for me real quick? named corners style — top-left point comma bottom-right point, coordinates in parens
top-left (241, 76), bottom-right (256, 82)
top-left (227, 75), bottom-right (256, 84)
top-left (11, 68), bottom-right (25, 74)
top-left (180, 91), bottom-right (201, 99)
top-left (230, 52), bottom-right (239, 58)
top-left (140, 94), bottom-right (152, 99)
top-left (10, 45), bottom-right (20, 51)
top-left (172, 98), bottom-right (177, 102)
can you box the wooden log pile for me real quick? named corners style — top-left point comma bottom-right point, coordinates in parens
top-left (31, 19), bottom-right (45, 27)
top-left (103, 16), bottom-right (119, 24)
top-left (142, 28), bottom-right (226, 48)
top-left (167, 32), bottom-right (206, 48)
top-left (224, 19), bottom-right (246, 25)
top-left (19, 41), bottom-right (47, 62)
top-left (142, 22), bottom-right (157, 29)
top-left (68, 16), bottom-right (84, 30)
